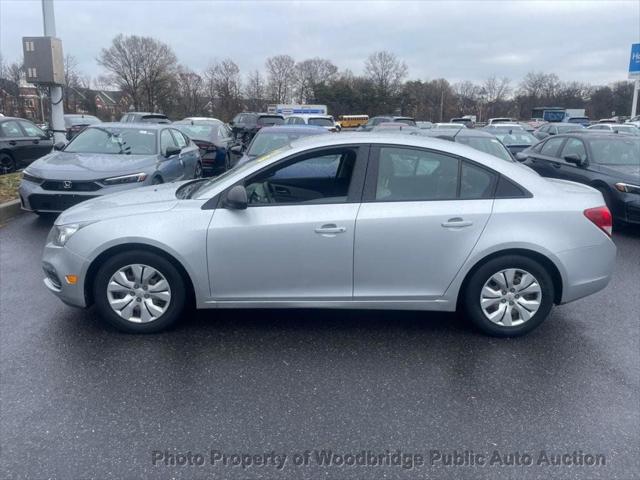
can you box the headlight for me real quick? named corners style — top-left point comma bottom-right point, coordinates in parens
top-left (102, 172), bottom-right (147, 185)
top-left (22, 170), bottom-right (43, 184)
top-left (47, 222), bottom-right (92, 247)
top-left (615, 183), bottom-right (640, 195)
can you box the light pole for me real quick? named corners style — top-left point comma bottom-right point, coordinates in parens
top-left (41, 0), bottom-right (65, 143)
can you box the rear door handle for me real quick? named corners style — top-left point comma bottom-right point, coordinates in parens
top-left (442, 218), bottom-right (473, 228)
top-left (315, 224), bottom-right (346, 235)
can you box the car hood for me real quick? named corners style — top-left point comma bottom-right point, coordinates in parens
top-left (27, 151), bottom-right (158, 180)
top-left (55, 181), bottom-right (183, 225)
top-left (591, 163), bottom-right (640, 182)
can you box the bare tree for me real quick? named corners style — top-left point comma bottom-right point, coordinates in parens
top-left (294, 58), bottom-right (338, 103)
top-left (173, 66), bottom-right (205, 118)
top-left (205, 58), bottom-right (243, 121)
top-left (98, 34), bottom-right (177, 111)
top-left (63, 54), bottom-right (83, 111)
top-left (364, 51), bottom-right (408, 98)
top-left (245, 70), bottom-right (265, 111)
top-left (265, 55), bottom-right (295, 103)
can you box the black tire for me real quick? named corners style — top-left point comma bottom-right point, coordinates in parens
top-left (93, 250), bottom-right (187, 333)
top-left (194, 161), bottom-right (203, 179)
top-left (462, 255), bottom-right (555, 337)
top-left (0, 152), bottom-right (16, 174)
top-left (152, 176), bottom-right (163, 185)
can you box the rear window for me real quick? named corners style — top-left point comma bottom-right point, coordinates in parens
top-left (64, 115), bottom-right (101, 127)
top-left (395, 118), bottom-right (417, 126)
top-left (174, 124), bottom-right (217, 141)
top-left (258, 116), bottom-right (284, 126)
top-left (455, 137), bottom-right (514, 162)
top-left (308, 117), bottom-right (333, 127)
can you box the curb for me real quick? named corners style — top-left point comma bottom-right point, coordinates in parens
top-left (0, 199), bottom-right (23, 224)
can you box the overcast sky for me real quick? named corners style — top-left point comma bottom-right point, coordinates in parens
top-left (1, 0), bottom-right (639, 87)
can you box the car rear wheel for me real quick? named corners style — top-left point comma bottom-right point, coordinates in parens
top-left (93, 250), bottom-right (186, 333)
top-left (462, 255), bottom-right (554, 337)
top-left (0, 153), bottom-right (16, 174)
top-left (194, 161), bottom-right (203, 178)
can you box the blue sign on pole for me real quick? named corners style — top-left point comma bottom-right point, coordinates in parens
top-left (630, 43), bottom-right (640, 76)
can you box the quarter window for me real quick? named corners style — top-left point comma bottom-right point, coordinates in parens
top-left (460, 161), bottom-right (497, 199)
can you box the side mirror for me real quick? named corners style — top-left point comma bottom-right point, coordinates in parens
top-left (230, 145), bottom-right (243, 155)
top-left (165, 146), bottom-right (181, 158)
top-left (223, 185), bottom-right (248, 210)
top-left (564, 154), bottom-right (585, 166)
top-left (53, 141), bottom-right (66, 151)
top-left (515, 152), bottom-right (528, 161)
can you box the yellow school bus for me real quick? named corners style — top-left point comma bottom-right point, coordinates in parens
top-left (338, 114), bottom-right (369, 129)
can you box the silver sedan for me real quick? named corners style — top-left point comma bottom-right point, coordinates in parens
top-left (42, 134), bottom-right (616, 336)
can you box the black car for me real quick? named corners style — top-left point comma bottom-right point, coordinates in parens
top-left (0, 117), bottom-right (53, 174)
top-left (358, 116), bottom-right (417, 131)
top-left (120, 112), bottom-right (170, 124)
top-left (173, 119), bottom-right (235, 175)
top-left (230, 113), bottom-right (285, 145)
top-left (518, 133), bottom-right (640, 225)
top-left (64, 114), bottom-right (102, 140)
top-left (532, 122), bottom-right (584, 140)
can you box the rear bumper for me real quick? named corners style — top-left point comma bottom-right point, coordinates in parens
top-left (557, 240), bottom-right (617, 304)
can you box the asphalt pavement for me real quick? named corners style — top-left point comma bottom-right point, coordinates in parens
top-left (1, 213), bottom-right (639, 479)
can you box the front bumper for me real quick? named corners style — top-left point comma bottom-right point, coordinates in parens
top-left (42, 242), bottom-right (90, 308)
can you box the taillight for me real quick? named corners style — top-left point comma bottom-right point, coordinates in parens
top-left (584, 206), bottom-right (612, 237)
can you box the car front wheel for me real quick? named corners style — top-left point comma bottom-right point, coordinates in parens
top-left (462, 255), bottom-right (554, 337)
top-left (93, 250), bottom-right (186, 333)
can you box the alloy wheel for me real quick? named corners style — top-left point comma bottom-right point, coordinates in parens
top-left (106, 264), bottom-right (171, 323)
top-left (194, 162), bottom-right (203, 178)
top-left (480, 268), bottom-right (542, 327)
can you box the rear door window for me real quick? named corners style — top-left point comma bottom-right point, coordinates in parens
top-left (560, 138), bottom-right (587, 162)
top-left (0, 120), bottom-right (24, 138)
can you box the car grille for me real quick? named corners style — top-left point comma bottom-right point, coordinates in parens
top-left (41, 180), bottom-right (102, 192)
top-left (28, 194), bottom-right (98, 212)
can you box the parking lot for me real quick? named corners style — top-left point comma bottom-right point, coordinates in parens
top-left (0, 212), bottom-right (638, 479)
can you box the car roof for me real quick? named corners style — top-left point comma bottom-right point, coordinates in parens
top-left (257, 125), bottom-right (328, 133)
top-left (287, 114), bottom-right (332, 119)
top-left (88, 122), bottom-right (167, 130)
top-left (194, 132), bottom-right (555, 201)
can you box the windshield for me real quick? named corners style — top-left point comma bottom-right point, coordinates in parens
top-left (174, 123), bottom-right (217, 141)
top-left (589, 138), bottom-right (640, 165)
top-left (64, 115), bottom-right (101, 127)
top-left (494, 131), bottom-right (538, 146)
top-left (613, 125), bottom-right (640, 135)
top-left (257, 116), bottom-right (284, 126)
top-left (308, 117), bottom-right (333, 127)
top-left (64, 127), bottom-right (157, 155)
top-left (456, 137), bottom-right (514, 162)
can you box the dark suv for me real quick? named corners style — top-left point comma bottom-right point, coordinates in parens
top-left (120, 112), bottom-right (170, 124)
top-left (230, 113), bottom-right (285, 144)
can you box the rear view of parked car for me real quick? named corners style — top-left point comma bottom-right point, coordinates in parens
top-left (64, 114), bottom-right (102, 141)
top-left (284, 114), bottom-right (338, 131)
top-left (533, 123), bottom-right (584, 140)
top-left (230, 112), bottom-right (285, 144)
top-left (120, 112), bottom-right (170, 124)
top-left (358, 116), bottom-right (417, 131)
top-left (173, 119), bottom-right (235, 175)
top-left (0, 117), bottom-right (53, 174)
top-left (19, 123), bottom-right (201, 214)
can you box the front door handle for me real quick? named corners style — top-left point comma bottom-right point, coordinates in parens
top-left (315, 224), bottom-right (346, 235)
top-left (551, 162), bottom-right (561, 168)
top-left (442, 218), bottom-right (473, 228)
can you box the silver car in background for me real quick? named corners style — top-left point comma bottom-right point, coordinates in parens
top-left (41, 134), bottom-right (616, 336)
top-left (19, 123), bottom-right (202, 214)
